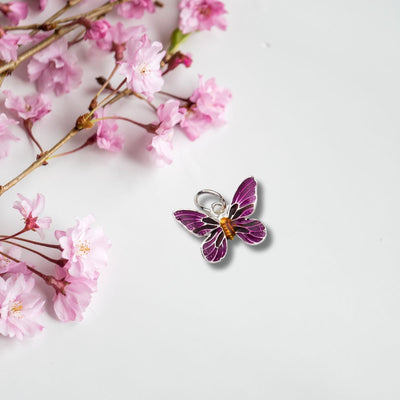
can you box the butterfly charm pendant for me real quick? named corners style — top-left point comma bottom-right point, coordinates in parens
top-left (174, 177), bottom-right (267, 263)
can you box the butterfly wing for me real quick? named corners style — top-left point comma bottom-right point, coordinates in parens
top-left (234, 218), bottom-right (267, 245)
top-left (229, 177), bottom-right (258, 219)
top-left (201, 226), bottom-right (228, 263)
top-left (229, 177), bottom-right (266, 245)
top-left (174, 210), bottom-right (219, 237)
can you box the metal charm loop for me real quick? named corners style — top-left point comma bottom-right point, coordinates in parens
top-left (194, 189), bottom-right (227, 219)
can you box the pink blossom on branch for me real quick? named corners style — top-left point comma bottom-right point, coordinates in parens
top-left (147, 100), bottom-right (186, 166)
top-left (27, 38), bottom-right (82, 96)
top-left (119, 34), bottom-right (165, 99)
top-left (95, 22), bottom-right (145, 61)
top-left (0, 2), bottom-right (29, 26)
top-left (180, 75), bottom-right (231, 140)
top-left (4, 90), bottom-right (51, 122)
top-left (0, 274), bottom-right (44, 340)
top-left (179, 0), bottom-right (227, 34)
top-left (0, 29), bottom-right (31, 62)
top-left (55, 215), bottom-right (111, 281)
top-left (0, 245), bottom-right (29, 275)
top-left (0, 113), bottom-right (19, 159)
top-left (83, 19), bottom-right (111, 41)
top-left (13, 193), bottom-right (52, 238)
top-left (147, 133), bottom-right (174, 167)
top-left (155, 99), bottom-right (186, 134)
top-left (111, 0), bottom-right (155, 19)
top-left (51, 265), bottom-right (95, 322)
top-left (94, 106), bottom-right (124, 152)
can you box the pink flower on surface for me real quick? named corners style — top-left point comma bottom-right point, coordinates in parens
top-left (147, 100), bottom-right (186, 166)
top-left (119, 34), bottom-right (165, 99)
top-left (156, 100), bottom-right (186, 134)
top-left (112, 0), bottom-right (155, 19)
top-left (180, 75), bottom-right (231, 140)
top-left (0, 2), bottom-right (28, 26)
top-left (0, 274), bottom-right (44, 340)
top-left (147, 132), bottom-right (174, 167)
top-left (94, 106), bottom-right (124, 152)
top-left (96, 22), bottom-right (145, 60)
top-left (0, 245), bottom-right (29, 275)
top-left (4, 90), bottom-right (51, 122)
top-left (0, 113), bottom-right (18, 159)
top-left (83, 19), bottom-right (111, 41)
top-left (27, 38), bottom-right (82, 96)
top-left (0, 29), bottom-right (31, 62)
top-left (13, 193), bottom-right (52, 238)
top-left (51, 265), bottom-right (95, 322)
top-left (55, 215), bottom-right (111, 281)
top-left (179, 0), bottom-right (227, 34)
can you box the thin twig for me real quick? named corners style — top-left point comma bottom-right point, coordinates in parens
top-left (0, 235), bottom-right (61, 249)
top-left (1, 240), bottom-right (61, 264)
top-left (0, 128), bottom-right (80, 197)
top-left (0, 0), bottom-right (124, 77)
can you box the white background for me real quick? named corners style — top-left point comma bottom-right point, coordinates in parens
top-left (1, 0), bottom-right (400, 399)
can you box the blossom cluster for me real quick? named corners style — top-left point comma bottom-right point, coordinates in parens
top-left (0, 0), bottom-right (231, 339)
top-left (0, 0), bottom-right (231, 171)
top-left (0, 193), bottom-right (110, 339)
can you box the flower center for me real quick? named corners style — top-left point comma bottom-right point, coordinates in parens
top-left (139, 64), bottom-right (149, 75)
top-left (0, 254), bottom-right (11, 264)
top-left (25, 214), bottom-right (39, 230)
top-left (9, 300), bottom-right (23, 318)
top-left (77, 240), bottom-right (91, 256)
top-left (199, 6), bottom-right (211, 17)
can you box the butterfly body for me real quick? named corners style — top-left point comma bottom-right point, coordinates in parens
top-left (219, 217), bottom-right (236, 240)
top-left (174, 177), bottom-right (267, 263)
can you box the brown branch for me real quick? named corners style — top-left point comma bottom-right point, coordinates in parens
top-left (0, 90), bottom-right (133, 197)
top-left (0, 0), bottom-right (126, 77)
top-left (0, 128), bottom-right (79, 197)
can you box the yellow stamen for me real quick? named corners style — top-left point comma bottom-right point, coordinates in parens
top-left (77, 240), bottom-right (91, 256)
top-left (9, 300), bottom-right (23, 318)
top-left (139, 65), bottom-right (148, 74)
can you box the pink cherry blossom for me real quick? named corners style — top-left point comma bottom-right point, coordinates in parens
top-left (94, 106), bottom-right (124, 152)
top-left (4, 90), bottom-right (51, 122)
top-left (0, 29), bottom-right (31, 62)
top-left (27, 38), bottom-right (82, 96)
top-left (0, 2), bottom-right (28, 26)
top-left (96, 22), bottom-right (145, 61)
top-left (51, 265), bottom-right (95, 322)
top-left (156, 100), bottom-right (186, 134)
top-left (179, 0), bottom-right (227, 34)
top-left (147, 100), bottom-right (185, 166)
top-left (0, 274), bottom-right (44, 340)
top-left (55, 215), bottom-right (111, 281)
top-left (119, 34), bottom-right (165, 99)
top-left (147, 131), bottom-right (174, 167)
top-left (13, 193), bottom-right (52, 238)
top-left (83, 19), bottom-right (111, 41)
top-left (0, 245), bottom-right (29, 275)
top-left (164, 51), bottom-right (192, 74)
top-left (180, 75), bottom-right (231, 140)
top-left (111, 0), bottom-right (155, 19)
top-left (0, 113), bottom-right (19, 159)
top-left (0, 245), bottom-right (20, 273)
top-left (39, 0), bottom-right (47, 10)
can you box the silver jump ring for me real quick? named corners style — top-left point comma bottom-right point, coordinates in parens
top-left (194, 189), bottom-right (227, 218)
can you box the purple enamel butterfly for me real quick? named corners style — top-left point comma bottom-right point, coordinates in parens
top-left (174, 177), bottom-right (267, 263)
